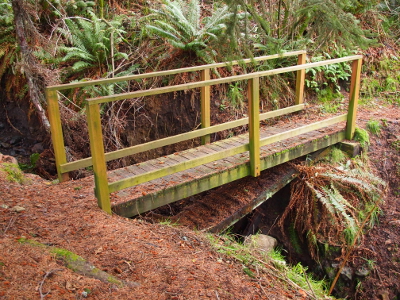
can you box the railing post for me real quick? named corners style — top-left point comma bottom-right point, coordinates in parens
top-left (248, 77), bottom-right (261, 177)
top-left (295, 52), bottom-right (306, 105)
top-left (346, 58), bottom-right (362, 140)
top-left (201, 69), bottom-right (211, 144)
top-left (86, 102), bottom-right (111, 214)
top-left (45, 89), bottom-right (70, 182)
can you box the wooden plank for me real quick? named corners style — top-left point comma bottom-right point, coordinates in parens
top-left (112, 129), bottom-right (346, 217)
top-left (260, 131), bottom-right (346, 171)
top-left (346, 58), bottom-right (362, 139)
top-left (45, 89), bottom-right (69, 182)
top-left (112, 163), bottom-right (251, 217)
top-left (86, 103), bottom-right (111, 214)
top-left (108, 143), bottom-right (249, 193)
top-left (201, 69), bottom-right (211, 144)
top-left (248, 77), bottom-right (261, 177)
top-left (259, 114), bottom-right (347, 147)
top-left (295, 53), bottom-right (306, 105)
top-left (59, 104), bottom-right (304, 173)
top-left (87, 55), bottom-right (363, 105)
top-left (47, 51), bottom-right (306, 91)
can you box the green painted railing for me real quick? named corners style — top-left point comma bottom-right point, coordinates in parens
top-left (46, 51), bottom-right (362, 214)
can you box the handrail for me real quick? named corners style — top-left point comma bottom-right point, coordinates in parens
top-left (46, 50), bottom-right (306, 181)
top-left (46, 50), bottom-right (363, 215)
top-left (59, 104), bottom-right (304, 173)
top-left (46, 50), bottom-right (306, 91)
top-left (87, 55), bottom-right (362, 104)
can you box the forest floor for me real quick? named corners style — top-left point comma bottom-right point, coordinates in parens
top-left (0, 99), bottom-right (399, 300)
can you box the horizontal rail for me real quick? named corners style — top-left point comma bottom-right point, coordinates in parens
top-left (60, 104), bottom-right (305, 172)
top-left (87, 55), bottom-right (362, 105)
top-left (108, 113), bottom-right (347, 193)
top-left (46, 51), bottom-right (306, 91)
top-left (260, 114), bottom-right (347, 146)
top-left (108, 143), bottom-right (249, 193)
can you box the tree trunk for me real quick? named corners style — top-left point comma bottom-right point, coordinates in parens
top-left (11, 0), bottom-right (51, 134)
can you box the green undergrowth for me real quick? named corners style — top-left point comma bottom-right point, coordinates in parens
top-left (360, 56), bottom-right (400, 106)
top-left (207, 233), bottom-right (334, 299)
top-left (0, 163), bottom-right (31, 185)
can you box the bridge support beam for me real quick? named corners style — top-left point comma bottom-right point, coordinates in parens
top-left (248, 77), bottom-right (261, 177)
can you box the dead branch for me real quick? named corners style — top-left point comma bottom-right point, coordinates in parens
top-left (38, 269), bottom-right (63, 300)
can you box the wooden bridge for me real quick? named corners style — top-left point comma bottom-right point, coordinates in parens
top-left (46, 50), bottom-right (362, 217)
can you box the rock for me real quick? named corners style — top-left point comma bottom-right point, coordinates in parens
top-left (0, 204), bottom-right (9, 209)
top-left (0, 142), bottom-right (11, 149)
top-left (385, 239), bottom-right (392, 245)
top-left (355, 266), bottom-right (370, 277)
top-left (0, 154), bottom-right (18, 165)
top-left (332, 263), bottom-right (353, 280)
top-left (9, 135), bottom-right (22, 145)
top-left (244, 234), bottom-right (278, 253)
top-left (11, 206), bottom-right (25, 213)
top-left (31, 143), bottom-right (44, 153)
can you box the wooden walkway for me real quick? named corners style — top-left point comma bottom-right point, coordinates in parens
top-left (111, 119), bottom-right (346, 217)
top-left (46, 51), bottom-right (362, 217)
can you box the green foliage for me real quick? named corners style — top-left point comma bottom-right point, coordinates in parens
top-left (353, 127), bottom-right (370, 148)
top-left (306, 46), bottom-right (353, 93)
top-left (0, 163), bottom-right (29, 184)
top-left (360, 57), bottom-right (400, 105)
top-left (58, 12), bottom-right (129, 77)
top-left (19, 153), bottom-right (40, 172)
top-left (330, 147), bottom-right (347, 164)
top-left (366, 119), bottom-right (382, 136)
top-left (207, 233), bottom-right (332, 298)
top-left (144, 0), bottom-right (243, 64)
top-left (279, 161), bottom-right (386, 261)
top-left (227, 82), bottom-right (244, 109)
top-left (0, 0), bottom-right (16, 81)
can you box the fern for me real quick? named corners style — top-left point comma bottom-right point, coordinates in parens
top-left (144, 0), bottom-right (242, 64)
top-left (279, 162), bottom-right (386, 261)
top-left (58, 12), bottom-right (128, 77)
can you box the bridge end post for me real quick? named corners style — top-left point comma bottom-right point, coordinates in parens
top-left (295, 52), bottom-right (306, 105)
top-left (86, 102), bottom-right (112, 215)
top-left (346, 58), bottom-right (362, 140)
top-left (248, 77), bottom-right (261, 177)
top-left (46, 88), bottom-right (70, 182)
top-left (201, 69), bottom-right (211, 145)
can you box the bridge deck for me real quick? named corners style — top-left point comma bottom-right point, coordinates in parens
top-left (111, 118), bottom-right (347, 217)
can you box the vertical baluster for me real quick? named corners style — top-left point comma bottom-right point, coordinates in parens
top-left (248, 77), bottom-right (261, 177)
top-left (346, 58), bottom-right (362, 140)
top-left (295, 52), bottom-right (306, 105)
top-left (46, 88), bottom-right (70, 182)
top-left (201, 69), bottom-right (211, 144)
top-left (86, 102), bottom-right (111, 214)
